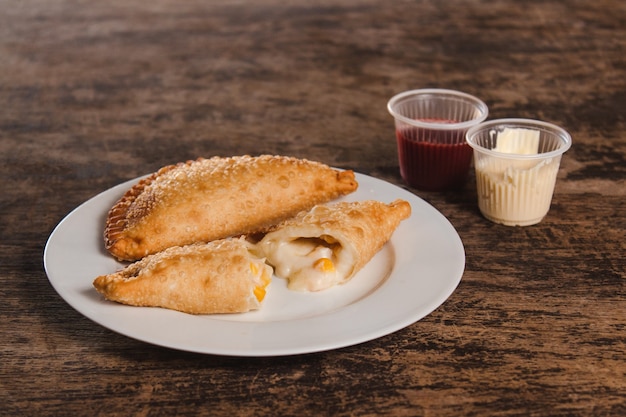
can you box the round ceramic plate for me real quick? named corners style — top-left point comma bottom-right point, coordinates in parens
top-left (44, 172), bottom-right (464, 356)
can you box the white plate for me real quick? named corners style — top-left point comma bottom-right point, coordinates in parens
top-left (44, 172), bottom-right (464, 356)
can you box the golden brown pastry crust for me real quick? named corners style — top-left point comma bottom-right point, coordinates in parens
top-left (93, 238), bottom-right (272, 314)
top-left (258, 199), bottom-right (411, 291)
top-left (104, 155), bottom-right (358, 261)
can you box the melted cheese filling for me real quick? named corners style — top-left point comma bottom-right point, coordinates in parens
top-left (264, 236), bottom-right (350, 292)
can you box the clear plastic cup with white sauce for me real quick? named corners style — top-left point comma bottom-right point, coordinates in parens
top-left (466, 118), bottom-right (572, 226)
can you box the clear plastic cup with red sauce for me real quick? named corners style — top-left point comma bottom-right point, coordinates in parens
top-left (387, 89), bottom-right (489, 191)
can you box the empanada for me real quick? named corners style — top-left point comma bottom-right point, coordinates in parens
top-left (105, 155), bottom-right (358, 261)
top-left (257, 199), bottom-right (411, 292)
top-left (93, 238), bottom-right (272, 314)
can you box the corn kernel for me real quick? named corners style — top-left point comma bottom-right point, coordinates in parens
top-left (250, 262), bottom-right (259, 276)
top-left (253, 267), bottom-right (271, 302)
top-left (253, 286), bottom-right (267, 302)
top-left (314, 258), bottom-right (335, 273)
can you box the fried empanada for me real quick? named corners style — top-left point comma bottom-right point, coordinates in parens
top-left (93, 238), bottom-right (272, 314)
top-left (257, 199), bottom-right (411, 292)
top-left (105, 155), bottom-right (358, 261)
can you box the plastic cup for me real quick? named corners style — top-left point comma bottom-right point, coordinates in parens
top-left (466, 118), bottom-right (572, 226)
top-left (387, 89), bottom-right (488, 191)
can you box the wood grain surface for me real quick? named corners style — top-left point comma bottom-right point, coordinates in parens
top-left (1, 0), bottom-right (624, 416)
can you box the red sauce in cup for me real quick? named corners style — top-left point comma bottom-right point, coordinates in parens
top-left (396, 118), bottom-right (473, 191)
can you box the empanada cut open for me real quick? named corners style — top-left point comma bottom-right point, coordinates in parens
top-left (93, 238), bottom-right (273, 314)
top-left (258, 199), bottom-right (411, 292)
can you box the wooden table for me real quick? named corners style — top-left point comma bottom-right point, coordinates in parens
top-left (2, 1), bottom-right (624, 415)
